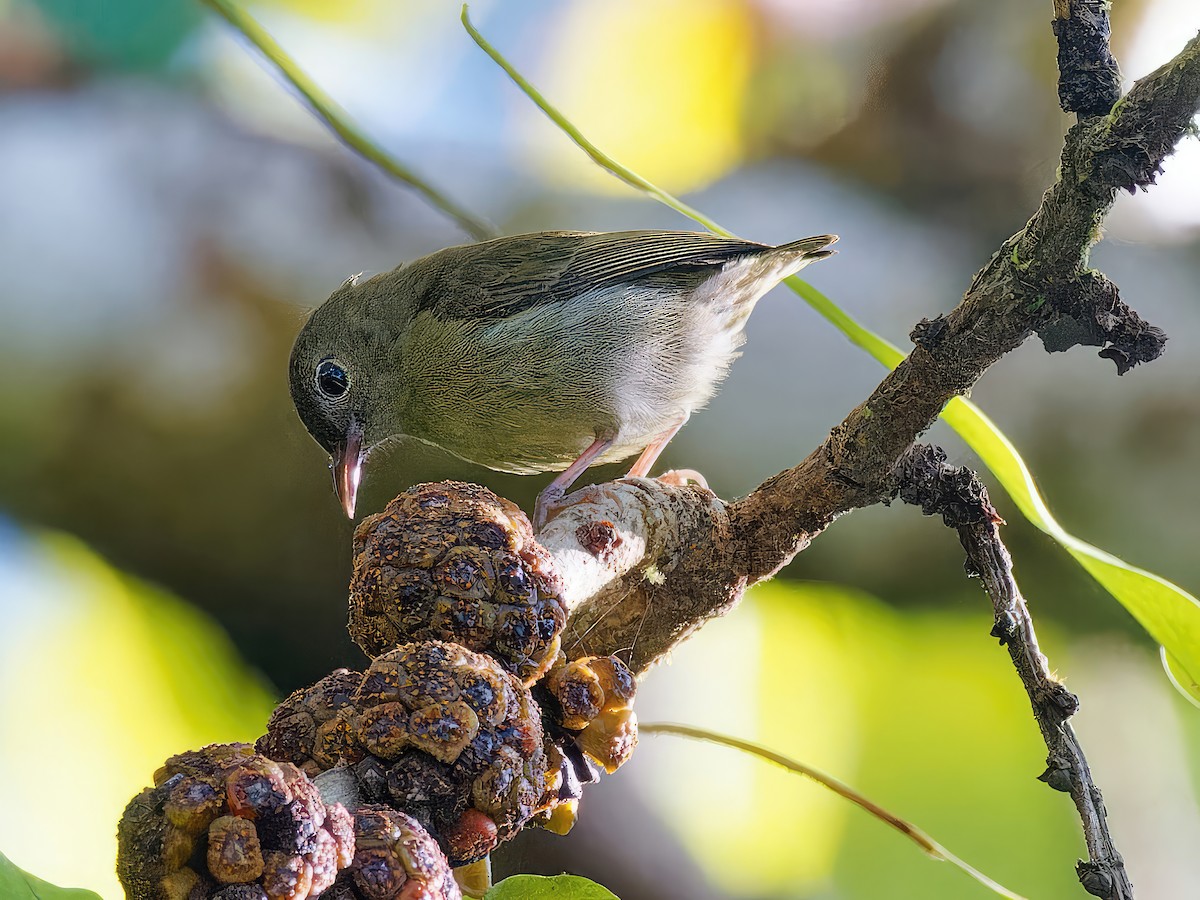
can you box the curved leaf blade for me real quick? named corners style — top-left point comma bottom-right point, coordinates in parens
top-left (460, 6), bottom-right (1200, 700)
top-left (485, 874), bottom-right (620, 900)
top-left (0, 853), bottom-right (102, 900)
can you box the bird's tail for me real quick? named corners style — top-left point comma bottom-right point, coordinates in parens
top-left (720, 234), bottom-right (839, 332)
top-left (776, 233), bottom-right (838, 261)
top-left (750, 234), bottom-right (838, 285)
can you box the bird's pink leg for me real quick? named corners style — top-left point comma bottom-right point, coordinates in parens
top-left (534, 436), bottom-right (615, 529)
top-left (626, 415), bottom-right (689, 478)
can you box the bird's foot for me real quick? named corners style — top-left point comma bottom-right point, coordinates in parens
top-left (656, 468), bottom-right (709, 490)
top-left (533, 436), bottom-right (616, 531)
top-left (533, 486), bottom-right (567, 531)
top-left (535, 468), bottom-right (710, 530)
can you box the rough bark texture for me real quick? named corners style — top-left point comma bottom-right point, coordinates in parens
top-left (555, 25), bottom-right (1200, 677)
top-left (1053, 0), bottom-right (1122, 116)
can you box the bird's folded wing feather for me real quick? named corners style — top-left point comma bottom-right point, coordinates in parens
top-left (417, 231), bottom-right (775, 320)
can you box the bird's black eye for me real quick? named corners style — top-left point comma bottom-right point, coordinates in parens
top-left (315, 359), bottom-right (351, 400)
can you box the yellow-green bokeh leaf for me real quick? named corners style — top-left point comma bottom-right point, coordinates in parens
top-left (0, 851), bottom-right (102, 900)
top-left (533, 0), bottom-right (750, 194)
top-left (485, 874), bottom-right (620, 900)
top-left (0, 533), bottom-right (276, 899)
top-left (636, 581), bottom-right (1080, 898)
top-left (636, 595), bottom-right (860, 891)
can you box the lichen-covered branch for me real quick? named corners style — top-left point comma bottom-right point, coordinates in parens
top-left (897, 445), bottom-right (1134, 900)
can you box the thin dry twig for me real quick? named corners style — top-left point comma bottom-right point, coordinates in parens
top-left (897, 445), bottom-right (1134, 900)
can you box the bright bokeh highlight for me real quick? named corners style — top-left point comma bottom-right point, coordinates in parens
top-left (531, 0), bottom-right (752, 194)
top-left (636, 581), bottom-right (1084, 898)
top-left (0, 532), bottom-right (275, 900)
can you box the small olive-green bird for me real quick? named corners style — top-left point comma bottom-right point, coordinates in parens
top-left (289, 230), bottom-right (836, 524)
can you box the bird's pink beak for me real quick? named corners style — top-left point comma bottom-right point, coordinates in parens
top-left (332, 429), bottom-right (365, 519)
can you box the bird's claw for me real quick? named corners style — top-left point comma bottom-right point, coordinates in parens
top-left (656, 468), bottom-right (709, 490)
top-left (533, 486), bottom-right (567, 531)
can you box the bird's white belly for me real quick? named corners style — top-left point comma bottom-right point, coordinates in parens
top-left (605, 296), bottom-right (744, 458)
top-left (441, 266), bottom-right (770, 474)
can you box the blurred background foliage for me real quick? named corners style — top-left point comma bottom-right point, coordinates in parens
top-left (0, 0), bottom-right (1198, 897)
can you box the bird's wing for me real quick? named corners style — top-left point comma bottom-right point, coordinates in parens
top-left (416, 231), bottom-right (782, 320)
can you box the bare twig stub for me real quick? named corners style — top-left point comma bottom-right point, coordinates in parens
top-left (897, 445), bottom-right (1134, 900)
top-left (538, 478), bottom-right (742, 673)
top-left (1053, 0), bottom-right (1122, 116)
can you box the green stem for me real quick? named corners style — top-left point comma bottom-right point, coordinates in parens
top-left (460, 4), bottom-right (727, 237)
top-left (461, 4), bottom-right (900, 364)
top-left (200, 0), bottom-right (496, 241)
top-left (643, 723), bottom-right (1027, 900)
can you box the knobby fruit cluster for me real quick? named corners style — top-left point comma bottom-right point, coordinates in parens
top-left (118, 482), bottom-right (639, 899)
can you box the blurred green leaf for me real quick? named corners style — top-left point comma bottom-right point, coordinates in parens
top-left (531, 0), bottom-right (752, 195)
top-left (0, 533), bottom-right (276, 898)
top-left (461, 6), bottom-right (1200, 703)
top-left (642, 723), bottom-right (1026, 899)
top-left (636, 580), bottom-right (1082, 898)
top-left (0, 851), bottom-right (102, 900)
top-left (33, 0), bottom-right (201, 70)
top-left (485, 874), bottom-right (620, 900)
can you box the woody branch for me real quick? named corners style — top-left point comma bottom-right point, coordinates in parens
top-left (543, 9), bottom-right (1199, 897)
top-left (555, 15), bottom-right (1199, 676)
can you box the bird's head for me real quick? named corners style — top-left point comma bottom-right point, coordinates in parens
top-left (289, 274), bottom-right (407, 518)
